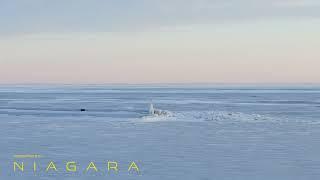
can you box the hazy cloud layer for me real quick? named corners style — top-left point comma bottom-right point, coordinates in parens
top-left (1, 0), bottom-right (320, 34)
top-left (1, 1), bottom-right (320, 84)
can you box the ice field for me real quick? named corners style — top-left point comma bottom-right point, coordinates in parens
top-left (0, 85), bottom-right (319, 180)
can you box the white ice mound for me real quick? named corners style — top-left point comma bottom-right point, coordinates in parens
top-left (141, 110), bottom-right (277, 123)
top-left (140, 103), bottom-right (173, 122)
top-left (148, 103), bottom-right (172, 116)
top-left (149, 103), bottom-right (155, 115)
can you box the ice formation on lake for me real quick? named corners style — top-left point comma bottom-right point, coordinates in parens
top-left (0, 85), bottom-right (320, 180)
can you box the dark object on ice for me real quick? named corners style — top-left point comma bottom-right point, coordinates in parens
top-left (80, 108), bottom-right (86, 112)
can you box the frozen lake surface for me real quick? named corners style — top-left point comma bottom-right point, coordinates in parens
top-left (0, 85), bottom-right (320, 180)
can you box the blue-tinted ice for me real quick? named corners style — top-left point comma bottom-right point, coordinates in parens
top-left (0, 85), bottom-right (320, 180)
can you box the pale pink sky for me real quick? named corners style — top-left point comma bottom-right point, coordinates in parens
top-left (1, 20), bottom-right (320, 84)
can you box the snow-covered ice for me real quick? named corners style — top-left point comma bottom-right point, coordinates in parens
top-left (0, 85), bottom-right (320, 180)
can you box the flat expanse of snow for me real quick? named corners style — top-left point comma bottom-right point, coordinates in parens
top-left (0, 85), bottom-right (319, 180)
